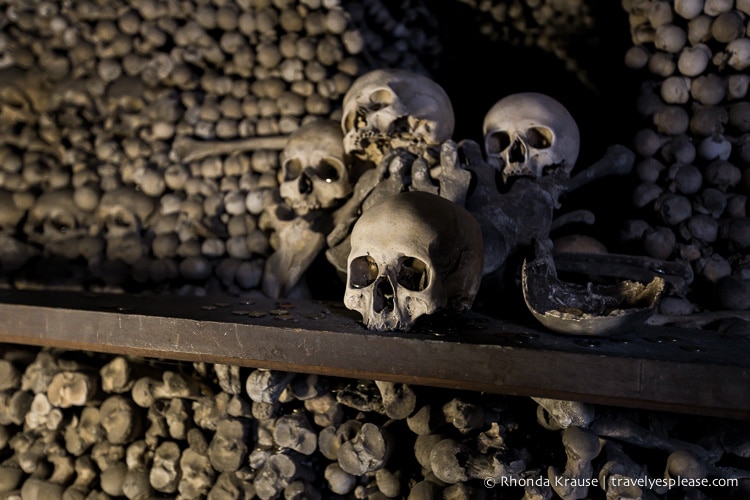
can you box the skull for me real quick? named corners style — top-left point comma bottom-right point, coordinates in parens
top-left (341, 68), bottom-right (454, 165)
top-left (483, 93), bottom-right (580, 183)
top-left (279, 120), bottom-right (351, 215)
top-left (24, 189), bottom-right (90, 253)
top-left (96, 187), bottom-right (156, 238)
top-left (344, 191), bottom-right (483, 332)
top-left (96, 187), bottom-right (156, 264)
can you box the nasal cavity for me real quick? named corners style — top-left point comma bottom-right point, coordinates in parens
top-left (509, 140), bottom-right (526, 164)
top-left (373, 277), bottom-right (394, 313)
top-left (298, 173), bottom-right (313, 194)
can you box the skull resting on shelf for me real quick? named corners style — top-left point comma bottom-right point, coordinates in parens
top-left (344, 191), bottom-right (483, 332)
top-left (483, 92), bottom-right (580, 183)
top-left (278, 120), bottom-right (351, 215)
top-left (341, 68), bottom-right (455, 166)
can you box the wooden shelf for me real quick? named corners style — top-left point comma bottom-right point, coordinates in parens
top-left (0, 289), bottom-right (747, 419)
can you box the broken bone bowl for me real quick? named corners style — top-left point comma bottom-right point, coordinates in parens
top-left (521, 255), bottom-right (666, 337)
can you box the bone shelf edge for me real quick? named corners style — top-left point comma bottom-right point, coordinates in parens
top-left (0, 290), bottom-right (746, 419)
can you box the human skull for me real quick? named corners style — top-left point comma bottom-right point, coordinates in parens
top-left (24, 189), bottom-right (89, 251)
top-left (96, 187), bottom-right (156, 238)
top-left (344, 191), bottom-right (483, 332)
top-left (483, 93), bottom-right (580, 183)
top-left (279, 120), bottom-right (350, 215)
top-left (341, 68), bottom-right (454, 165)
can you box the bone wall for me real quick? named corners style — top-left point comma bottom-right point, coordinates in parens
top-left (0, 344), bottom-right (747, 499)
top-left (0, 1), bottom-right (749, 499)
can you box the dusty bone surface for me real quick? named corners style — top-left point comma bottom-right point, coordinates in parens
top-left (0, 345), bottom-right (749, 498)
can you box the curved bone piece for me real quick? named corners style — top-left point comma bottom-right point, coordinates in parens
top-left (344, 191), bottom-right (483, 331)
top-left (522, 241), bottom-right (666, 336)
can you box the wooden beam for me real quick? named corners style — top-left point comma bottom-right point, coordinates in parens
top-left (0, 290), bottom-right (747, 418)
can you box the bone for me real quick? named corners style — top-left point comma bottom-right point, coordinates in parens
top-left (170, 135), bottom-right (289, 163)
top-left (179, 446), bottom-right (216, 498)
top-left (208, 418), bottom-right (251, 472)
top-left (548, 427), bottom-right (602, 500)
top-left (150, 441), bottom-right (181, 494)
top-left (99, 395), bottom-right (142, 445)
top-left (273, 411), bottom-right (317, 455)
top-left (337, 422), bottom-right (392, 475)
top-left (253, 452), bottom-right (312, 500)
top-left (324, 463), bottom-right (356, 495)
top-left (46, 371), bottom-right (97, 408)
top-left (131, 371), bottom-right (209, 407)
top-left (245, 369), bottom-right (294, 404)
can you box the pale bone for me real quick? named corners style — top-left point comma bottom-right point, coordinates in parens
top-left (99, 356), bottom-right (134, 394)
top-left (598, 441), bottom-right (665, 498)
top-left (179, 447), bottom-right (216, 498)
top-left (150, 441), bottom-right (181, 494)
top-left (374, 381), bottom-right (416, 420)
top-left (442, 398), bottom-right (493, 434)
top-left (0, 360), bottom-right (21, 392)
top-left (253, 452), bottom-right (313, 500)
top-left (483, 92), bottom-right (580, 183)
top-left (95, 187), bottom-right (156, 238)
top-left (590, 414), bottom-right (721, 464)
top-left (207, 418), bottom-right (250, 473)
top-left (272, 411), bottom-right (317, 455)
top-left (336, 422), bottom-right (392, 475)
top-left (169, 135), bottom-right (288, 163)
top-left (344, 191), bottom-right (483, 331)
top-left (324, 463), bottom-right (356, 495)
top-left (46, 371), bottom-right (96, 408)
top-left (23, 189), bottom-right (90, 251)
top-left (245, 369), bottom-right (294, 404)
top-left (64, 406), bottom-right (103, 456)
top-left (214, 364), bottom-right (242, 395)
top-left (279, 120), bottom-right (350, 214)
top-left (165, 397), bottom-right (191, 439)
top-left (100, 395), bottom-right (142, 445)
top-left (341, 68), bottom-right (454, 165)
top-left (548, 427), bottom-right (602, 500)
top-left (131, 371), bottom-right (209, 408)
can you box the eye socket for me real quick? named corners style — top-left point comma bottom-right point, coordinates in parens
top-left (485, 131), bottom-right (511, 155)
top-left (526, 127), bottom-right (553, 149)
top-left (315, 160), bottom-right (341, 183)
top-left (397, 257), bottom-right (429, 291)
top-left (343, 111), bottom-right (356, 134)
top-left (283, 159), bottom-right (303, 181)
top-left (349, 256), bottom-right (379, 289)
top-left (51, 217), bottom-right (73, 233)
top-left (368, 89), bottom-right (393, 111)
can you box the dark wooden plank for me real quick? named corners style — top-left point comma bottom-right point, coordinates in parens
top-left (0, 289), bottom-right (747, 418)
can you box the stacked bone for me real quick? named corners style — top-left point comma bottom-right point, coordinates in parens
top-left (0, 348), bottom-right (750, 500)
top-left (1, 346), bottom-right (747, 500)
top-left (0, 0), bottom-right (440, 294)
top-left (621, 0), bottom-right (750, 311)
top-left (454, 0), bottom-right (597, 87)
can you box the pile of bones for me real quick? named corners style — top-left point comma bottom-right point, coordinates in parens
top-left (0, 0), bottom-right (749, 499)
top-left (0, 345), bottom-right (748, 500)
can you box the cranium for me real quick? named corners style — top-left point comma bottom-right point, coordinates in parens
top-left (24, 189), bottom-right (90, 252)
top-left (483, 92), bottom-right (580, 183)
top-left (344, 191), bottom-right (483, 332)
top-left (96, 187), bottom-right (156, 238)
top-left (95, 188), bottom-right (156, 265)
top-left (341, 68), bottom-right (454, 165)
top-left (278, 120), bottom-right (351, 215)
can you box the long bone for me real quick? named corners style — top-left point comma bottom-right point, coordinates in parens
top-left (169, 135), bottom-right (289, 163)
top-left (565, 144), bottom-right (636, 193)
